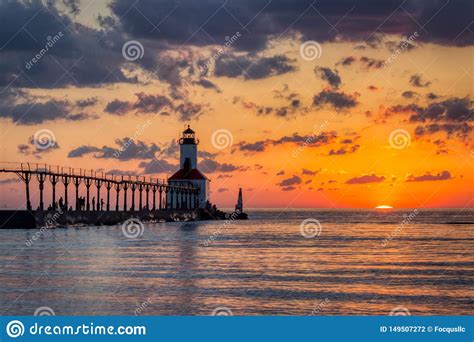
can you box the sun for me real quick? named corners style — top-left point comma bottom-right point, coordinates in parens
top-left (375, 205), bottom-right (393, 209)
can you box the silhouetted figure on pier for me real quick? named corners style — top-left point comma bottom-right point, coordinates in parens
top-left (100, 199), bottom-right (104, 211)
top-left (59, 197), bottom-right (64, 210)
top-left (92, 197), bottom-right (95, 211)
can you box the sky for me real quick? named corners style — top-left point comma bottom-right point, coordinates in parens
top-left (0, 0), bottom-right (473, 209)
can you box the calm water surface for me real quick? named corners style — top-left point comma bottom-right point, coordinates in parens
top-left (0, 209), bottom-right (473, 315)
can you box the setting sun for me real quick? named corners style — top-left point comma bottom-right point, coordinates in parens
top-left (375, 205), bottom-right (393, 210)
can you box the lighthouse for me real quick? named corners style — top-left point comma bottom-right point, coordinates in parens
top-left (168, 126), bottom-right (209, 208)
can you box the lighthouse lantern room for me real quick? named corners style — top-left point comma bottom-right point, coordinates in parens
top-left (168, 126), bottom-right (209, 208)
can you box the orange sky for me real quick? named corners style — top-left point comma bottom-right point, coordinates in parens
top-left (0, 1), bottom-right (472, 209)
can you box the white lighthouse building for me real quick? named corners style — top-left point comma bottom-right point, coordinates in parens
top-left (168, 126), bottom-right (209, 208)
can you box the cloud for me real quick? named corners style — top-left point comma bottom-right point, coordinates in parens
top-left (0, 91), bottom-right (99, 125)
top-left (328, 144), bottom-right (360, 155)
top-left (214, 54), bottom-right (296, 79)
top-left (104, 92), bottom-right (205, 120)
top-left (345, 173), bottom-right (385, 184)
top-left (235, 131), bottom-right (337, 153)
top-left (199, 158), bottom-right (241, 173)
top-left (110, 0), bottom-right (474, 52)
top-left (360, 56), bottom-right (384, 69)
top-left (410, 74), bottom-right (431, 87)
top-left (402, 91), bottom-right (418, 99)
top-left (278, 175), bottom-right (302, 187)
top-left (414, 123), bottom-right (472, 140)
top-left (386, 97), bottom-right (473, 139)
top-left (68, 138), bottom-right (160, 161)
top-left (406, 171), bottom-right (453, 182)
top-left (337, 56), bottom-right (356, 66)
top-left (302, 169), bottom-right (319, 176)
top-left (217, 188), bottom-right (229, 193)
top-left (17, 135), bottom-right (60, 158)
top-left (139, 159), bottom-right (177, 174)
top-left (313, 90), bottom-right (358, 110)
top-left (314, 67), bottom-right (341, 88)
top-left (193, 78), bottom-right (221, 92)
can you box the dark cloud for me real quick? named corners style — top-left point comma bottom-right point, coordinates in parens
top-left (0, 91), bottom-right (98, 124)
top-left (110, 0), bottom-right (474, 51)
top-left (104, 93), bottom-right (204, 120)
top-left (328, 144), bottom-right (360, 155)
top-left (427, 92), bottom-right (439, 100)
top-left (414, 123), bottom-right (472, 140)
top-left (302, 169), bottom-right (319, 176)
top-left (199, 158), bottom-right (240, 173)
top-left (386, 97), bottom-right (472, 139)
top-left (68, 138), bottom-right (160, 161)
top-left (410, 74), bottom-right (431, 87)
top-left (313, 90), bottom-right (358, 110)
top-left (236, 131), bottom-right (337, 153)
top-left (139, 159), bottom-right (177, 174)
top-left (76, 97), bottom-right (98, 108)
top-left (337, 56), bottom-right (356, 66)
top-left (402, 91), bottom-right (418, 99)
top-left (0, 1), bottom-right (140, 88)
top-left (314, 67), bottom-right (341, 88)
top-left (360, 56), bottom-right (384, 69)
top-left (278, 175), bottom-right (302, 187)
top-left (193, 78), bottom-right (220, 92)
top-left (17, 135), bottom-right (60, 158)
top-left (276, 170), bottom-right (285, 176)
top-left (406, 171), bottom-right (453, 182)
top-left (345, 173), bottom-right (385, 184)
top-left (214, 54), bottom-right (296, 79)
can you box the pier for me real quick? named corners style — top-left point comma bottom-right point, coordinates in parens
top-left (0, 162), bottom-right (210, 229)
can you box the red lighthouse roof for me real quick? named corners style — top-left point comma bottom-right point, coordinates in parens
top-left (169, 168), bottom-right (208, 180)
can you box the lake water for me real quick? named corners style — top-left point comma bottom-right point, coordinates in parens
top-left (0, 209), bottom-right (472, 316)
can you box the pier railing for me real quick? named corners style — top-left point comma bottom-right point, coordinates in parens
top-left (0, 162), bottom-right (200, 212)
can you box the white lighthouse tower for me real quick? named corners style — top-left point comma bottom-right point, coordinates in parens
top-left (168, 126), bottom-right (209, 207)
